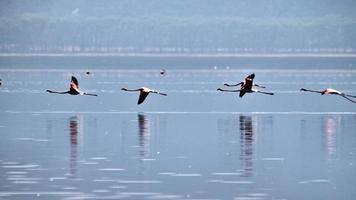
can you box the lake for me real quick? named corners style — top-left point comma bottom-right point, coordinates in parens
top-left (0, 55), bottom-right (356, 199)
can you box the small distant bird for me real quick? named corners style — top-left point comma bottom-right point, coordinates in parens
top-left (160, 69), bottom-right (166, 76)
top-left (0, 78), bottom-right (2, 86)
top-left (218, 73), bottom-right (274, 97)
top-left (86, 71), bottom-right (90, 75)
top-left (46, 76), bottom-right (98, 96)
top-left (71, 8), bottom-right (79, 15)
top-left (121, 87), bottom-right (167, 105)
top-left (300, 88), bottom-right (356, 103)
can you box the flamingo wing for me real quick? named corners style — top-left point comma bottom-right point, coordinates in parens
top-left (246, 73), bottom-right (255, 80)
top-left (138, 91), bottom-right (149, 105)
top-left (239, 90), bottom-right (246, 97)
top-left (69, 76), bottom-right (81, 94)
top-left (242, 79), bottom-right (253, 91)
top-left (71, 76), bottom-right (79, 88)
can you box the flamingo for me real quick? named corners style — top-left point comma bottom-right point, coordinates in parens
top-left (300, 88), bottom-right (356, 103)
top-left (217, 73), bottom-right (274, 97)
top-left (223, 74), bottom-right (266, 89)
top-left (46, 76), bottom-right (98, 96)
top-left (121, 87), bottom-right (167, 105)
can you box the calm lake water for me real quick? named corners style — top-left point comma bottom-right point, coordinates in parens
top-left (0, 56), bottom-right (356, 199)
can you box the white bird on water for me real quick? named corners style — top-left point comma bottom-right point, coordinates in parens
top-left (300, 88), bottom-right (356, 103)
top-left (46, 76), bottom-right (98, 96)
top-left (121, 87), bottom-right (167, 105)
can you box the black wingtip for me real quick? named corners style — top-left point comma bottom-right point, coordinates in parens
top-left (71, 76), bottom-right (79, 85)
top-left (247, 73), bottom-right (255, 79)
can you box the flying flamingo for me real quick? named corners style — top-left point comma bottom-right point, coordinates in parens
top-left (223, 73), bottom-right (265, 89)
top-left (300, 88), bottom-right (356, 103)
top-left (121, 87), bottom-right (167, 105)
top-left (217, 73), bottom-right (274, 97)
top-left (46, 76), bottom-right (98, 96)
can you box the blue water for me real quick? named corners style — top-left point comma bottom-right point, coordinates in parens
top-left (0, 56), bottom-right (356, 199)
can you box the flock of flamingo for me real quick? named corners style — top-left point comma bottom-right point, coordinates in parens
top-left (39, 71), bottom-right (356, 104)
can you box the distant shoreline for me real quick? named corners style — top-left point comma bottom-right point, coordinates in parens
top-left (1, 53), bottom-right (356, 58)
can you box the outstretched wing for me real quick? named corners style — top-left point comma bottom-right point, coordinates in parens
top-left (239, 90), bottom-right (246, 97)
top-left (246, 73), bottom-right (255, 80)
top-left (138, 91), bottom-right (149, 105)
top-left (71, 76), bottom-right (79, 88)
top-left (69, 76), bottom-right (81, 94)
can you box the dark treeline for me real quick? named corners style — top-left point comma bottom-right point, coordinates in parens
top-left (1, 0), bottom-right (356, 53)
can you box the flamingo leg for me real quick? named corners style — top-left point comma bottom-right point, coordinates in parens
top-left (254, 90), bottom-right (274, 95)
top-left (254, 84), bottom-right (266, 88)
top-left (345, 94), bottom-right (356, 99)
top-left (339, 94), bottom-right (356, 103)
top-left (83, 92), bottom-right (98, 96)
top-left (151, 91), bottom-right (167, 96)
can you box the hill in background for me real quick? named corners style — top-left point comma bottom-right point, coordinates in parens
top-left (1, 0), bottom-right (356, 54)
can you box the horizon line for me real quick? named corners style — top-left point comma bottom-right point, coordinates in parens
top-left (1, 52), bottom-right (356, 58)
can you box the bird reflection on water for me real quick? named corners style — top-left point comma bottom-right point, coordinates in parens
top-left (239, 115), bottom-right (255, 177)
top-left (69, 116), bottom-right (80, 177)
top-left (138, 114), bottom-right (151, 158)
top-left (323, 116), bottom-right (339, 162)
